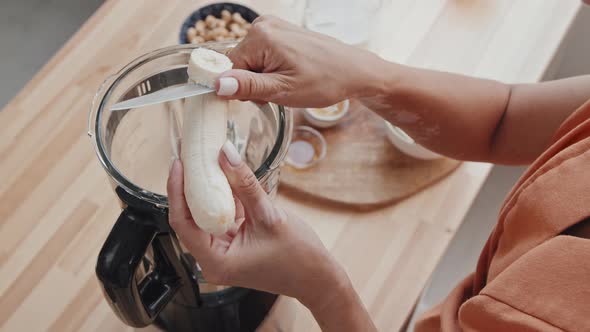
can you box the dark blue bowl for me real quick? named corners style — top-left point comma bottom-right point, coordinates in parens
top-left (179, 2), bottom-right (259, 44)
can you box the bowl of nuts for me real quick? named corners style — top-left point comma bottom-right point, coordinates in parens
top-left (180, 2), bottom-right (259, 44)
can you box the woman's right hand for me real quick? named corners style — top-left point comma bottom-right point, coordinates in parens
top-left (215, 15), bottom-right (389, 108)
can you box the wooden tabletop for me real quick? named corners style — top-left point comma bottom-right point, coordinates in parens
top-left (0, 0), bottom-right (581, 331)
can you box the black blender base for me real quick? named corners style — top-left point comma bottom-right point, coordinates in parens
top-left (154, 289), bottom-right (277, 332)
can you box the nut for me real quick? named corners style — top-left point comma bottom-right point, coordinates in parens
top-left (195, 20), bottom-right (206, 31)
top-left (205, 15), bottom-right (217, 28)
top-left (193, 36), bottom-right (205, 43)
top-left (232, 12), bottom-right (246, 24)
top-left (212, 27), bottom-right (229, 37)
top-left (221, 10), bottom-right (232, 23)
top-left (235, 28), bottom-right (247, 38)
top-left (229, 23), bottom-right (241, 33)
top-left (203, 31), bottom-right (217, 42)
top-left (187, 10), bottom-right (252, 43)
top-left (186, 27), bottom-right (197, 39)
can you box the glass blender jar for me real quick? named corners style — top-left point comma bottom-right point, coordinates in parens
top-left (88, 43), bottom-right (292, 331)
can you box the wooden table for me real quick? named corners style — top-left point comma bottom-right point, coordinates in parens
top-left (0, 0), bottom-right (581, 331)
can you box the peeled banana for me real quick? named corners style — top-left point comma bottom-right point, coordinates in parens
top-left (187, 48), bottom-right (233, 88)
top-left (181, 48), bottom-right (235, 235)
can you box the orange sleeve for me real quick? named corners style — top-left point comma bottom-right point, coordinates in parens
top-left (458, 236), bottom-right (590, 331)
top-left (459, 295), bottom-right (561, 332)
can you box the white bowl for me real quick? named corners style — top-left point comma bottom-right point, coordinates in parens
top-left (384, 122), bottom-right (441, 160)
top-left (303, 100), bottom-right (349, 128)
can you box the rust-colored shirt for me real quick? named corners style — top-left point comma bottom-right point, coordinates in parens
top-left (416, 99), bottom-right (590, 331)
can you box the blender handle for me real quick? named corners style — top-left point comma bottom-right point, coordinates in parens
top-left (96, 208), bottom-right (182, 327)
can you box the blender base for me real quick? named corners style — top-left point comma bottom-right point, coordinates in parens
top-left (154, 288), bottom-right (277, 332)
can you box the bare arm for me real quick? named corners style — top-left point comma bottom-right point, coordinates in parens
top-left (358, 64), bottom-right (590, 164)
top-left (489, 76), bottom-right (590, 163)
top-left (220, 16), bottom-right (590, 165)
top-left (303, 275), bottom-right (377, 332)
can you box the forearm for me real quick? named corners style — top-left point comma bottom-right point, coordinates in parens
top-left (354, 58), bottom-right (590, 164)
top-left (305, 276), bottom-right (377, 332)
top-left (299, 262), bottom-right (377, 332)
top-left (355, 60), bottom-right (510, 162)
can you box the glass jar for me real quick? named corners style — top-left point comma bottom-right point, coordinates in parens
top-left (88, 42), bottom-right (292, 206)
top-left (88, 43), bottom-right (292, 331)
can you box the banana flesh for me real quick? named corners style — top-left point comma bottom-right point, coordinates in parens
top-left (182, 48), bottom-right (235, 235)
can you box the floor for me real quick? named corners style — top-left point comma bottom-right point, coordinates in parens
top-left (1, 1), bottom-right (590, 331)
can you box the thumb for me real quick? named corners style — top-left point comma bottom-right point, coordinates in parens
top-left (216, 69), bottom-right (283, 101)
top-left (218, 141), bottom-right (275, 222)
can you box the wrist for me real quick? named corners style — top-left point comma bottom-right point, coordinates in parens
top-left (297, 255), bottom-right (377, 332)
top-left (307, 275), bottom-right (355, 316)
top-left (298, 256), bottom-right (350, 312)
top-left (299, 260), bottom-right (356, 319)
top-left (304, 268), bottom-right (373, 332)
top-left (347, 53), bottom-right (403, 100)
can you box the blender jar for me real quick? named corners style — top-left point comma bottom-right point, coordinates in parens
top-left (88, 43), bottom-right (292, 330)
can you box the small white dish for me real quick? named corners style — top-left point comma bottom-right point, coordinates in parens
top-left (285, 126), bottom-right (327, 169)
top-left (384, 121), bottom-right (441, 160)
top-left (303, 100), bottom-right (349, 128)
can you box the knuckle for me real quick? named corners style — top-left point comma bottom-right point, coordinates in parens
top-left (266, 79), bottom-right (292, 100)
top-left (251, 20), bottom-right (273, 40)
top-left (246, 76), bottom-right (262, 96)
top-left (227, 47), bottom-right (245, 66)
top-left (242, 76), bottom-right (253, 96)
top-left (238, 171), bottom-right (259, 197)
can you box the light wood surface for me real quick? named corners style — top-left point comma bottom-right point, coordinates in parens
top-left (0, 1), bottom-right (581, 331)
top-left (281, 102), bottom-right (461, 206)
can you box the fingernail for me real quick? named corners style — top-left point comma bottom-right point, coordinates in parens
top-left (217, 77), bottom-right (239, 96)
top-left (222, 141), bottom-right (241, 166)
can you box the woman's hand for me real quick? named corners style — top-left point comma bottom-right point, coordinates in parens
top-left (168, 142), bottom-right (377, 331)
top-left (215, 15), bottom-right (388, 108)
top-left (167, 141), bottom-right (346, 309)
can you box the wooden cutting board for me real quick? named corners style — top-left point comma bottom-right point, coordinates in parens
top-left (280, 101), bottom-right (461, 207)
